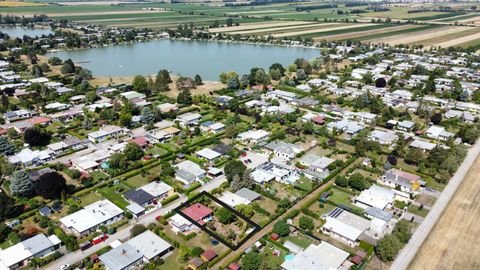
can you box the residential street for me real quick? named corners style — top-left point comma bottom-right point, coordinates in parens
top-left (45, 175), bottom-right (226, 270)
top-left (390, 139), bottom-right (480, 270)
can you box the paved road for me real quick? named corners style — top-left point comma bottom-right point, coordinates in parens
top-left (45, 175), bottom-right (226, 270)
top-left (390, 140), bottom-right (480, 270)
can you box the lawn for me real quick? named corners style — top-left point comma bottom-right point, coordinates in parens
top-left (98, 184), bottom-right (130, 209)
top-left (260, 243), bottom-right (287, 268)
top-left (408, 204), bottom-right (429, 217)
top-left (161, 250), bottom-right (183, 270)
top-left (78, 191), bottom-right (103, 207)
top-left (89, 171), bottom-right (109, 182)
top-left (283, 235), bottom-right (313, 249)
top-left (146, 146), bottom-right (169, 157)
top-left (125, 174), bottom-right (150, 189)
top-left (328, 187), bottom-right (362, 212)
top-left (294, 177), bottom-right (314, 192)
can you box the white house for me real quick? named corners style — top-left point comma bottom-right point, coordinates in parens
top-left (321, 208), bottom-right (370, 247)
top-left (355, 185), bottom-right (395, 210)
top-left (237, 129), bottom-right (270, 145)
top-left (174, 160), bottom-right (206, 185)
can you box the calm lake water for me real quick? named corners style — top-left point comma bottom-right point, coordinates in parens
top-left (0, 27), bottom-right (53, 38)
top-left (47, 39), bottom-right (320, 80)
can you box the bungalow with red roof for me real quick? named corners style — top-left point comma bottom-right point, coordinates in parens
top-left (312, 115), bottom-right (325, 125)
top-left (200, 249), bottom-right (217, 262)
top-left (130, 136), bottom-right (148, 149)
top-left (229, 262), bottom-right (241, 270)
top-left (181, 203), bottom-right (213, 225)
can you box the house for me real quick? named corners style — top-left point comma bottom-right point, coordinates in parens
top-left (281, 241), bottom-right (349, 270)
top-left (38, 206), bottom-right (52, 217)
top-left (8, 148), bottom-right (54, 166)
top-left (146, 127), bottom-right (181, 143)
top-left (196, 148), bottom-right (222, 161)
top-left (56, 86), bottom-right (74, 95)
top-left (321, 208), bottom-right (370, 247)
top-left (369, 130), bottom-right (398, 145)
top-left (299, 154), bottom-right (335, 173)
top-left (120, 91), bottom-right (146, 101)
top-left (47, 136), bottom-right (87, 155)
top-left (237, 130), bottom-right (270, 145)
top-left (88, 125), bottom-right (128, 143)
top-left (397, 120), bottom-right (415, 132)
top-left (44, 102), bottom-right (71, 111)
top-left (139, 181), bottom-right (175, 201)
top-left (327, 119), bottom-right (364, 137)
top-left (235, 188), bottom-right (261, 202)
top-left (169, 214), bottom-right (196, 234)
top-left (181, 203), bottom-right (213, 225)
top-left (409, 139), bottom-right (436, 152)
top-left (188, 257), bottom-right (204, 270)
top-left (200, 249), bottom-right (217, 262)
top-left (157, 103), bottom-right (178, 113)
top-left (99, 230), bottom-right (173, 270)
top-left (296, 84), bottom-right (311, 92)
top-left (174, 160), bottom-right (206, 185)
top-left (3, 109), bottom-right (33, 123)
top-left (126, 203), bottom-right (145, 219)
top-left (264, 141), bottom-right (303, 161)
top-left (30, 167), bottom-right (54, 182)
top-left (124, 189), bottom-right (154, 207)
top-left (380, 169), bottom-right (423, 194)
top-left (60, 199), bottom-right (123, 236)
top-left (251, 163), bottom-right (300, 185)
top-left (426, 125), bottom-right (454, 141)
top-left (201, 121), bottom-right (225, 134)
top-left (267, 90), bottom-right (297, 102)
top-left (218, 191), bottom-right (251, 208)
top-left (176, 112), bottom-right (202, 128)
top-left (0, 234), bottom-right (61, 270)
top-left (355, 185), bottom-right (395, 210)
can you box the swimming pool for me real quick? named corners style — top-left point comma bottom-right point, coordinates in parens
top-left (284, 254), bottom-right (295, 261)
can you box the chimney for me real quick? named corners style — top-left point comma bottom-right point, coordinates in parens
top-left (122, 249), bottom-right (126, 254)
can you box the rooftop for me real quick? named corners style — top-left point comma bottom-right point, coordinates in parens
top-left (181, 203), bottom-right (213, 222)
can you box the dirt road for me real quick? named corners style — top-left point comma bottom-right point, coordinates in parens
top-left (390, 139), bottom-right (480, 270)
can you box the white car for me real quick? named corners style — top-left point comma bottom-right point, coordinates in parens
top-left (58, 264), bottom-right (70, 270)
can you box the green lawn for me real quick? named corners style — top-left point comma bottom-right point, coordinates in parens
top-left (125, 174), bottom-right (150, 189)
top-left (260, 243), bottom-right (287, 268)
top-left (161, 250), bottom-right (183, 270)
top-left (294, 177), bottom-right (314, 192)
top-left (283, 235), bottom-right (313, 249)
top-left (78, 191), bottom-right (103, 207)
top-left (146, 146), bottom-right (169, 157)
top-left (328, 187), bottom-right (363, 212)
top-left (98, 185), bottom-right (130, 209)
top-left (407, 205), bottom-right (429, 217)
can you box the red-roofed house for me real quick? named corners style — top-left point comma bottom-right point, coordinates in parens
top-left (200, 249), bottom-right (217, 262)
top-left (28, 116), bottom-right (51, 126)
top-left (0, 128), bottom-right (7, 135)
top-left (130, 136), bottom-right (148, 148)
top-left (312, 115), bottom-right (325, 125)
top-left (381, 168), bottom-right (423, 194)
top-left (181, 203), bottom-right (213, 225)
top-left (229, 262), bottom-right (241, 270)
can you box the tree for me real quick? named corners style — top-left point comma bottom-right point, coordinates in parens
top-left (123, 142), bottom-right (144, 161)
top-left (227, 77), bottom-right (240, 89)
top-left (23, 127), bottom-right (51, 147)
top-left (60, 59), bottom-right (75, 74)
top-left (430, 113), bottom-right (442, 125)
top-left (109, 153), bottom-right (126, 169)
top-left (194, 74), bottom-right (203, 85)
top-left (230, 169), bottom-right (253, 192)
top-left (0, 192), bottom-right (23, 222)
top-left (269, 63), bottom-right (285, 76)
top-left (154, 69), bottom-right (171, 91)
top-left (119, 113), bottom-right (132, 127)
top-left (387, 155), bottom-right (398, 166)
top-left (349, 173), bottom-right (369, 191)
top-left (0, 223), bottom-right (11, 242)
top-left (392, 220), bottom-right (411, 244)
top-left (132, 75), bottom-right (148, 93)
top-left (405, 148), bottom-right (425, 165)
top-left (216, 207), bottom-right (235, 224)
top-left (0, 136), bottom-right (15, 155)
top-left (226, 17), bottom-right (233, 27)
top-left (224, 160), bottom-right (247, 182)
top-left (278, 198), bottom-right (291, 209)
top-left (335, 176), bottom-right (349, 187)
top-left (190, 247), bottom-right (204, 257)
top-left (241, 252), bottom-right (261, 270)
top-left (375, 235), bottom-right (402, 262)
top-left (273, 221), bottom-right (290, 236)
top-left (34, 172), bottom-right (67, 200)
top-left (176, 77), bottom-right (195, 91)
top-left (375, 77), bottom-right (387, 88)
top-left (10, 170), bottom-right (34, 197)
top-left (299, 216), bottom-right (314, 231)
top-left (177, 89), bottom-right (192, 105)
top-left (130, 224), bottom-right (147, 238)
top-left (141, 107), bottom-right (156, 125)
top-left (296, 69), bottom-right (307, 80)
top-left (235, 204), bottom-right (254, 218)
top-left (85, 90), bottom-right (97, 104)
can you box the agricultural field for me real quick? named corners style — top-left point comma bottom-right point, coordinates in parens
top-left (409, 155), bottom-right (480, 270)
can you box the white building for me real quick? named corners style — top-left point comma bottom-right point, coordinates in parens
top-left (174, 160), bottom-right (206, 185)
top-left (60, 199), bottom-right (124, 236)
top-left (355, 185), bottom-right (395, 210)
top-left (281, 242), bottom-right (349, 270)
top-left (237, 129), bottom-right (270, 145)
top-left (321, 208), bottom-right (370, 247)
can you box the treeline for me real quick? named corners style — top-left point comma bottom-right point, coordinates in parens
top-left (295, 4), bottom-right (338, 11)
top-left (344, 2), bottom-right (369, 7)
top-left (0, 14), bottom-right (50, 25)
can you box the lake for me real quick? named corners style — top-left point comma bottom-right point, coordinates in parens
top-left (0, 26), bottom-right (53, 38)
top-left (47, 39), bottom-right (320, 81)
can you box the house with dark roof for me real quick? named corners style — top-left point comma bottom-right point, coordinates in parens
top-left (123, 189), bottom-right (154, 207)
top-left (379, 169), bottom-right (424, 194)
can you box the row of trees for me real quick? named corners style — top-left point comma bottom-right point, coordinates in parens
top-left (10, 170), bottom-right (67, 200)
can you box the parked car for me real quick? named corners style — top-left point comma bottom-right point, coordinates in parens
top-left (58, 264), bottom-right (70, 270)
top-left (91, 234), bottom-right (108, 245)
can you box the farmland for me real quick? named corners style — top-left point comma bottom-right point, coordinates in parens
top-left (409, 155), bottom-right (480, 270)
top-left (2, 2), bottom-right (480, 48)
